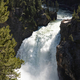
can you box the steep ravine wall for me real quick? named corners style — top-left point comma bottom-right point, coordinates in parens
top-left (0, 9), bottom-right (57, 54)
top-left (56, 18), bottom-right (80, 80)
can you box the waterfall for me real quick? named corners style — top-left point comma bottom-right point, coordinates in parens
top-left (16, 9), bottom-right (72, 80)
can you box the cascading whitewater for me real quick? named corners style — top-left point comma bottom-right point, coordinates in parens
top-left (16, 9), bottom-right (72, 80)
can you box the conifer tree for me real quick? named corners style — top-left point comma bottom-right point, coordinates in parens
top-left (0, 26), bottom-right (24, 80)
top-left (35, 0), bottom-right (42, 11)
top-left (0, 0), bottom-right (9, 23)
top-left (77, 5), bottom-right (80, 14)
top-left (72, 7), bottom-right (80, 20)
top-left (72, 10), bottom-right (76, 18)
top-left (8, 0), bottom-right (15, 10)
top-left (55, 0), bottom-right (59, 12)
top-left (0, 0), bottom-right (24, 80)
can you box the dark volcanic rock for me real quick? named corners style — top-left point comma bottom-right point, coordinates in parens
top-left (56, 17), bottom-right (80, 80)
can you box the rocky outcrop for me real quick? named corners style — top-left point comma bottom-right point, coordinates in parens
top-left (57, 41), bottom-right (75, 80)
top-left (56, 18), bottom-right (80, 80)
top-left (37, 11), bottom-right (57, 26)
top-left (37, 13), bottom-right (50, 26)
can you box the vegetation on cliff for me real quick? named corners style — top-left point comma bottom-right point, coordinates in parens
top-left (8, 0), bottom-right (42, 27)
top-left (0, 0), bottom-right (23, 80)
top-left (72, 5), bottom-right (80, 20)
top-left (0, 0), bottom-right (58, 79)
top-left (0, 0), bottom-right (9, 23)
top-left (7, 0), bottom-right (58, 28)
top-left (57, 5), bottom-right (80, 80)
top-left (0, 25), bottom-right (24, 80)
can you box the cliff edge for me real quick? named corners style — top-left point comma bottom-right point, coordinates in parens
top-left (56, 12), bottom-right (80, 80)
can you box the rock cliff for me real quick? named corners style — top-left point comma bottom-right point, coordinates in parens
top-left (0, 8), bottom-right (57, 54)
top-left (56, 16), bottom-right (80, 80)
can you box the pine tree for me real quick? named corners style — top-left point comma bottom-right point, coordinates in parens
top-left (0, 0), bottom-right (24, 80)
top-left (55, 0), bottom-right (59, 12)
top-left (35, 0), bottom-right (42, 11)
top-left (77, 5), bottom-right (80, 14)
top-left (0, 0), bottom-right (9, 23)
top-left (8, 0), bottom-right (15, 10)
top-left (72, 8), bottom-right (80, 20)
top-left (0, 26), bottom-right (24, 80)
top-left (72, 10), bottom-right (76, 18)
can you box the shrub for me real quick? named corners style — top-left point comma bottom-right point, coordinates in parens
top-left (69, 34), bottom-right (74, 42)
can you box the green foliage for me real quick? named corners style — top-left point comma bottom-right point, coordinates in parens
top-left (46, 13), bottom-right (51, 20)
top-left (55, 0), bottom-right (59, 12)
top-left (77, 5), bottom-right (80, 13)
top-left (72, 10), bottom-right (76, 18)
top-left (53, 18), bottom-right (55, 21)
top-left (10, 0), bottom-right (42, 27)
top-left (0, 0), bottom-right (9, 23)
top-left (72, 5), bottom-right (80, 20)
top-left (8, 0), bottom-right (14, 9)
top-left (72, 10), bottom-right (79, 19)
top-left (35, 0), bottom-right (42, 11)
top-left (55, 0), bottom-right (59, 7)
top-left (0, 26), bottom-right (24, 80)
top-left (69, 34), bottom-right (74, 42)
top-left (63, 37), bottom-right (65, 41)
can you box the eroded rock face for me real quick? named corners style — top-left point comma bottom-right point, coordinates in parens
top-left (37, 11), bottom-right (57, 26)
top-left (56, 41), bottom-right (75, 80)
top-left (56, 18), bottom-right (80, 80)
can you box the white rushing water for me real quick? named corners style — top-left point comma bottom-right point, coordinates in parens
top-left (16, 9), bottom-right (72, 80)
